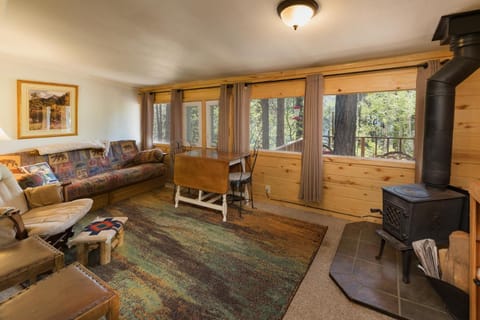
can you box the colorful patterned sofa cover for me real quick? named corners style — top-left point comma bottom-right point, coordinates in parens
top-left (12, 140), bottom-right (166, 202)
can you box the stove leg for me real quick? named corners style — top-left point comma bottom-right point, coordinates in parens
top-left (376, 238), bottom-right (386, 260)
top-left (402, 250), bottom-right (412, 284)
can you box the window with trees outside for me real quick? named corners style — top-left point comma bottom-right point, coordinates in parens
top-left (323, 90), bottom-right (416, 160)
top-left (249, 81), bottom-right (416, 160)
top-left (182, 100), bottom-right (219, 148)
top-left (183, 102), bottom-right (202, 147)
top-left (206, 101), bottom-right (219, 148)
top-left (153, 103), bottom-right (170, 144)
top-left (250, 97), bottom-right (304, 151)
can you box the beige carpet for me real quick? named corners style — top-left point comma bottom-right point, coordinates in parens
top-left (254, 200), bottom-right (393, 320)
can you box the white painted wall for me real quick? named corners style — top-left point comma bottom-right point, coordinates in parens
top-left (0, 53), bottom-right (140, 154)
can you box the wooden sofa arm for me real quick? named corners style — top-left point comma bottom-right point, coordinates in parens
top-left (1, 208), bottom-right (28, 240)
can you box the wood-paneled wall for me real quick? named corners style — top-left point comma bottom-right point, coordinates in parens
top-left (451, 70), bottom-right (480, 189)
top-left (147, 51), bottom-right (480, 222)
top-left (252, 152), bottom-right (414, 221)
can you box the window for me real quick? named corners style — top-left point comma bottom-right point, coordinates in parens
top-left (183, 101), bottom-right (202, 147)
top-left (152, 103), bottom-right (170, 144)
top-left (206, 101), bottom-right (219, 148)
top-left (323, 90), bottom-right (416, 159)
top-left (250, 97), bottom-right (304, 151)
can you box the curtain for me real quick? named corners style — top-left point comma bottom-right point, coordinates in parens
top-left (169, 89), bottom-right (183, 174)
top-left (414, 60), bottom-right (440, 183)
top-left (217, 84), bottom-right (231, 152)
top-left (140, 92), bottom-right (154, 150)
top-left (299, 74), bottom-right (324, 203)
top-left (232, 83), bottom-right (251, 153)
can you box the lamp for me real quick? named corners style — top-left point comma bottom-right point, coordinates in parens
top-left (0, 128), bottom-right (11, 141)
top-left (277, 0), bottom-right (319, 30)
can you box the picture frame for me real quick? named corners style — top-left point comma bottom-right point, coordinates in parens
top-left (17, 80), bottom-right (78, 139)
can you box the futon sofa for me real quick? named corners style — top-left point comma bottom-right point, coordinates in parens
top-left (10, 140), bottom-right (167, 209)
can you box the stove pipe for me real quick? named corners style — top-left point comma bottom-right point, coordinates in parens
top-left (422, 10), bottom-right (480, 188)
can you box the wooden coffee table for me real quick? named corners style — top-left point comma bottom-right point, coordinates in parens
top-left (0, 262), bottom-right (119, 320)
top-left (0, 236), bottom-right (64, 291)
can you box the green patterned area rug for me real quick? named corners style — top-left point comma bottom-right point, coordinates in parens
top-left (72, 189), bottom-right (327, 320)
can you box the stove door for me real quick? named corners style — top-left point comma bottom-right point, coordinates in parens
top-left (382, 194), bottom-right (411, 241)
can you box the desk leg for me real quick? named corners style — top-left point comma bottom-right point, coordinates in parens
top-left (222, 194), bottom-right (227, 222)
top-left (175, 185), bottom-right (180, 208)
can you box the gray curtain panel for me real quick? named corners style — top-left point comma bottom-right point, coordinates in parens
top-left (299, 74), bottom-right (324, 203)
top-left (414, 60), bottom-right (440, 183)
top-left (140, 92), bottom-right (154, 150)
top-left (169, 89), bottom-right (183, 177)
top-left (218, 84), bottom-right (231, 152)
top-left (232, 83), bottom-right (251, 154)
top-left (169, 89), bottom-right (183, 153)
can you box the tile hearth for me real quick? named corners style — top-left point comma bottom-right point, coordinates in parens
top-left (329, 222), bottom-right (453, 320)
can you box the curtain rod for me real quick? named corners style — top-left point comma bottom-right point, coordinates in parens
top-left (142, 61), bottom-right (430, 95)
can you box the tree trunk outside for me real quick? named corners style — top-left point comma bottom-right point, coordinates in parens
top-left (261, 99), bottom-right (270, 149)
top-left (333, 94), bottom-right (357, 156)
top-left (276, 98), bottom-right (285, 147)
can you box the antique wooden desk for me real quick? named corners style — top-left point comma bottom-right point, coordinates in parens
top-left (173, 149), bottom-right (248, 222)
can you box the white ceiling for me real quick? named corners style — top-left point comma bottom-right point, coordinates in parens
top-left (0, 0), bottom-right (479, 87)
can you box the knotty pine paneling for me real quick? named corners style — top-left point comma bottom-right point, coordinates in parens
top-left (253, 152), bottom-right (415, 219)
top-left (451, 69), bottom-right (480, 191)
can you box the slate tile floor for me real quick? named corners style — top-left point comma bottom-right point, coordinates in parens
top-left (329, 221), bottom-right (453, 320)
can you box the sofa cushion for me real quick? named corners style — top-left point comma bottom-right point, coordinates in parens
top-left (65, 163), bottom-right (166, 200)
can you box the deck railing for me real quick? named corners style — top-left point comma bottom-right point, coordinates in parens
top-left (273, 136), bottom-right (414, 160)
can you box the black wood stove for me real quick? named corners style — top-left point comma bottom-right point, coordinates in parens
top-left (376, 9), bottom-right (480, 283)
top-left (376, 184), bottom-right (465, 283)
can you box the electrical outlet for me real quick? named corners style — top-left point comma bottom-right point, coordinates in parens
top-left (265, 185), bottom-right (271, 194)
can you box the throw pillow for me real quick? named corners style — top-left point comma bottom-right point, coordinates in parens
top-left (20, 162), bottom-right (59, 185)
top-left (124, 149), bottom-right (165, 167)
top-left (16, 173), bottom-right (45, 189)
top-left (24, 184), bottom-right (63, 208)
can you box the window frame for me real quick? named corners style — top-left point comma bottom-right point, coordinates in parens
top-left (182, 101), bottom-right (203, 147)
top-left (205, 100), bottom-right (219, 148)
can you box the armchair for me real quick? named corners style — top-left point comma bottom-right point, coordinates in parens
top-left (0, 164), bottom-right (92, 247)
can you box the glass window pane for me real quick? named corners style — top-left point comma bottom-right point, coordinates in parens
top-left (152, 103), bottom-right (170, 144)
top-left (206, 100), bottom-right (219, 148)
top-left (183, 102), bottom-right (202, 147)
top-left (323, 90), bottom-right (416, 160)
top-left (249, 97), bottom-right (304, 152)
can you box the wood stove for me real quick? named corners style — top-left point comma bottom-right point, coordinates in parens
top-left (382, 184), bottom-right (464, 246)
top-left (376, 9), bottom-right (480, 284)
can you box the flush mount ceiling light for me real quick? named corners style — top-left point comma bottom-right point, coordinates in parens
top-left (277, 0), bottom-right (319, 30)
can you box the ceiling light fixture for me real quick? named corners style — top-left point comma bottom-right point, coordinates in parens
top-left (277, 0), bottom-right (319, 31)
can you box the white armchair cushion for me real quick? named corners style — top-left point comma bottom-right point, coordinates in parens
top-left (22, 198), bottom-right (92, 237)
top-left (0, 164), bottom-right (93, 242)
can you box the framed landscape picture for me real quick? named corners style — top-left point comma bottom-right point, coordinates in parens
top-left (17, 80), bottom-right (78, 139)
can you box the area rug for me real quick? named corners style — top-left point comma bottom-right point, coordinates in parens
top-left (72, 189), bottom-right (327, 320)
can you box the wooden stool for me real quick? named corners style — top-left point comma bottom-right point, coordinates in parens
top-left (69, 217), bottom-right (128, 265)
top-left (0, 236), bottom-right (64, 291)
top-left (0, 262), bottom-right (119, 320)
